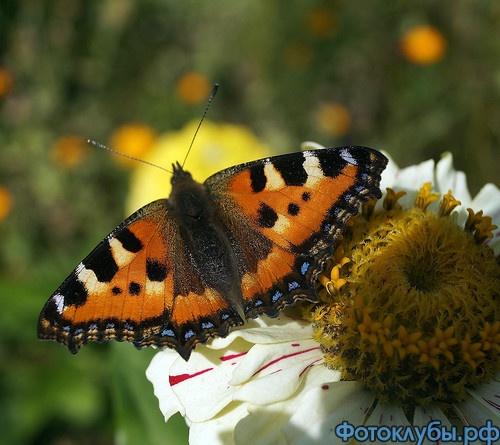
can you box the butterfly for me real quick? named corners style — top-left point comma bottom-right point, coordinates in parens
top-left (38, 146), bottom-right (387, 360)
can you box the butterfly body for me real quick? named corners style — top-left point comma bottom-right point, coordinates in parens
top-left (38, 146), bottom-right (387, 360)
top-left (169, 163), bottom-right (243, 308)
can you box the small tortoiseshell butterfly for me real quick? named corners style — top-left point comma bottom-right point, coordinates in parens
top-left (38, 146), bottom-right (387, 360)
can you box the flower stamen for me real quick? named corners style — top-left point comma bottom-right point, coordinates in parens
top-left (414, 182), bottom-right (440, 210)
top-left (318, 257), bottom-right (350, 294)
top-left (383, 188), bottom-right (406, 210)
top-left (438, 190), bottom-right (461, 216)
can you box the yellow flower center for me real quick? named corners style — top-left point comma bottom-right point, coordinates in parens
top-left (311, 184), bottom-right (500, 412)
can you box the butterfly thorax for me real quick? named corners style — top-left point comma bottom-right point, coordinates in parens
top-left (169, 169), bottom-right (211, 223)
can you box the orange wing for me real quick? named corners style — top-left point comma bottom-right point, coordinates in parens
top-left (38, 200), bottom-right (244, 360)
top-left (205, 146), bottom-right (387, 319)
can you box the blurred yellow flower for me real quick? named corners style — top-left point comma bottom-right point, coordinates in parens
top-left (400, 25), bottom-right (446, 65)
top-left (51, 135), bottom-right (89, 169)
top-left (126, 120), bottom-right (273, 213)
top-left (176, 72), bottom-right (211, 104)
top-left (0, 67), bottom-right (13, 98)
top-left (306, 6), bottom-right (337, 38)
top-left (316, 102), bottom-right (352, 137)
top-left (0, 186), bottom-right (13, 221)
top-left (108, 123), bottom-right (158, 168)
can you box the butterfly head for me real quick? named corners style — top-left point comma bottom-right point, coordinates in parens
top-left (171, 161), bottom-right (193, 185)
top-left (168, 162), bottom-right (213, 223)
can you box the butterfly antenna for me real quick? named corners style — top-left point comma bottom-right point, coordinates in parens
top-left (181, 83), bottom-right (219, 169)
top-left (87, 139), bottom-right (173, 174)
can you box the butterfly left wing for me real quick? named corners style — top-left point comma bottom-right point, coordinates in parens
top-left (205, 146), bottom-right (388, 319)
top-left (38, 200), bottom-right (245, 359)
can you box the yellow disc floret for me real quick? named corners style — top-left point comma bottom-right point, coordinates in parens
top-left (312, 184), bottom-right (500, 412)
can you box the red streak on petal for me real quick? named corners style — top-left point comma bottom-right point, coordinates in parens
top-left (322, 384), bottom-right (329, 390)
top-left (291, 343), bottom-right (300, 347)
top-left (252, 346), bottom-right (320, 377)
top-left (220, 352), bottom-right (247, 362)
top-left (484, 397), bottom-right (500, 410)
top-left (299, 357), bottom-right (323, 378)
top-left (169, 367), bottom-right (213, 386)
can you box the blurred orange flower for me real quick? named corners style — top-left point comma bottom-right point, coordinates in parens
top-left (0, 67), bottom-right (13, 98)
top-left (306, 7), bottom-right (337, 38)
top-left (176, 72), bottom-right (211, 104)
top-left (400, 25), bottom-right (446, 65)
top-left (0, 186), bottom-right (13, 221)
top-left (108, 123), bottom-right (158, 168)
top-left (51, 135), bottom-right (89, 169)
top-left (316, 102), bottom-right (352, 137)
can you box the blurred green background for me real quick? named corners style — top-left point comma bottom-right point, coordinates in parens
top-left (1, 1), bottom-right (499, 444)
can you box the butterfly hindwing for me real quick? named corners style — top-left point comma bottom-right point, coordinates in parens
top-left (38, 145), bottom-right (387, 360)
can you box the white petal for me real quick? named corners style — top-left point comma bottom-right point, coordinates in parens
top-left (413, 405), bottom-right (461, 445)
top-left (366, 401), bottom-right (410, 426)
top-left (471, 183), bottom-right (500, 218)
top-left (168, 342), bottom-right (250, 423)
top-left (470, 183), bottom-right (500, 250)
top-left (234, 404), bottom-right (288, 445)
top-left (189, 403), bottom-right (249, 445)
top-left (461, 379), bottom-right (500, 426)
top-left (435, 152), bottom-right (472, 204)
top-left (363, 402), bottom-right (410, 445)
top-left (208, 315), bottom-right (312, 351)
top-left (387, 158), bottom-right (436, 208)
top-left (234, 364), bottom-right (337, 445)
top-left (232, 341), bottom-right (324, 404)
top-left (231, 339), bottom-right (321, 384)
top-left (395, 158), bottom-right (435, 189)
top-left (454, 389), bottom-right (500, 428)
top-left (301, 141), bottom-right (325, 151)
top-left (146, 315), bottom-right (314, 426)
top-left (146, 350), bottom-right (186, 422)
top-left (283, 381), bottom-right (375, 445)
top-left (379, 152), bottom-right (400, 190)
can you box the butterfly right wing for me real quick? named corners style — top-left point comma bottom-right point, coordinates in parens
top-left (205, 146), bottom-right (388, 319)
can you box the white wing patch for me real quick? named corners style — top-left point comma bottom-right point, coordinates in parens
top-left (264, 163), bottom-right (286, 190)
top-left (303, 154), bottom-right (323, 188)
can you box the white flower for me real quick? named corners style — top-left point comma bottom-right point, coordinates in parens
top-left (147, 315), bottom-right (331, 444)
top-left (146, 151), bottom-right (500, 444)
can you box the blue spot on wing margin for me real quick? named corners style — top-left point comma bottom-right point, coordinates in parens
top-left (301, 261), bottom-right (310, 275)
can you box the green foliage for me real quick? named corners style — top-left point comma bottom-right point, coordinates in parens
top-left (0, 1), bottom-right (499, 444)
